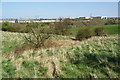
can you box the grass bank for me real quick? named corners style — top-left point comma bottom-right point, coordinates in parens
top-left (2, 31), bottom-right (119, 78)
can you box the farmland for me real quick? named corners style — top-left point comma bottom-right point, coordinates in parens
top-left (1, 27), bottom-right (120, 78)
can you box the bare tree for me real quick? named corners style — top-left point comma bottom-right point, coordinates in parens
top-left (23, 23), bottom-right (53, 49)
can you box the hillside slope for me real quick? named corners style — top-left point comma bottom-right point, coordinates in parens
top-left (1, 31), bottom-right (119, 78)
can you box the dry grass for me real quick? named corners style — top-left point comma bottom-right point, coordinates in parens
top-left (44, 40), bottom-right (79, 48)
top-left (2, 31), bottom-right (119, 78)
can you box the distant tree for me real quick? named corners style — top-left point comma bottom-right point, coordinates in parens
top-left (58, 18), bottom-right (63, 22)
top-left (15, 19), bottom-right (18, 23)
top-left (54, 22), bottom-right (69, 35)
top-left (54, 18), bottom-right (71, 35)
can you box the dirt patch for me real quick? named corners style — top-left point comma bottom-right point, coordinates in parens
top-left (44, 40), bottom-right (80, 48)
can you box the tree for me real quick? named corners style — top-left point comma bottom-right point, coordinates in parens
top-left (15, 19), bottom-right (18, 23)
top-left (23, 24), bottom-right (53, 49)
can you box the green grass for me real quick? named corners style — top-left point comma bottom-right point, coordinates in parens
top-left (68, 27), bottom-right (81, 35)
top-left (68, 25), bottom-right (119, 36)
top-left (60, 35), bottom-right (119, 78)
top-left (103, 25), bottom-right (119, 35)
top-left (2, 31), bottom-right (25, 56)
top-left (1, 31), bottom-right (72, 56)
top-left (2, 31), bottom-right (119, 78)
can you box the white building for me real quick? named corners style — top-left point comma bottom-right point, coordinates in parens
top-left (101, 16), bottom-right (107, 19)
top-left (85, 17), bottom-right (93, 19)
top-left (0, 20), bottom-right (15, 23)
top-left (0, 19), bottom-right (59, 23)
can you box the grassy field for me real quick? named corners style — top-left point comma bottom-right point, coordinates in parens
top-left (1, 31), bottom-right (72, 56)
top-left (1, 30), bottom-right (119, 78)
top-left (103, 25), bottom-right (119, 35)
top-left (68, 25), bottom-right (119, 36)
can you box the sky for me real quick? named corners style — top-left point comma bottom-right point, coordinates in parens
top-left (1, 0), bottom-right (119, 2)
top-left (1, 2), bottom-right (118, 19)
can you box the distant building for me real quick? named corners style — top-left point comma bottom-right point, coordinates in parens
top-left (101, 16), bottom-right (107, 19)
top-left (18, 20), bottom-right (31, 23)
top-left (107, 17), bottom-right (119, 19)
top-left (85, 17), bottom-right (92, 19)
top-left (92, 16), bottom-right (101, 19)
top-left (79, 17), bottom-right (85, 19)
top-left (0, 18), bottom-right (59, 23)
top-left (83, 20), bottom-right (91, 22)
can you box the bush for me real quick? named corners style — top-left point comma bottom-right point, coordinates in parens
top-left (76, 27), bottom-right (107, 40)
top-left (105, 19), bottom-right (118, 25)
top-left (8, 23), bottom-right (26, 32)
top-left (54, 18), bottom-right (72, 35)
top-left (76, 27), bottom-right (95, 40)
top-left (54, 22), bottom-right (69, 35)
top-left (23, 25), bottom-right (53, 49)
top-left (2, 22), bottom-right (28, 33)
top-left (2, 22), bottom-right (10, 31)
top-left (95, 27), bottom-right (106, 36)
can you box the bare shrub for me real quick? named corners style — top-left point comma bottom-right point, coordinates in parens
top-left (23, 25), bottom-right (53, 49)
